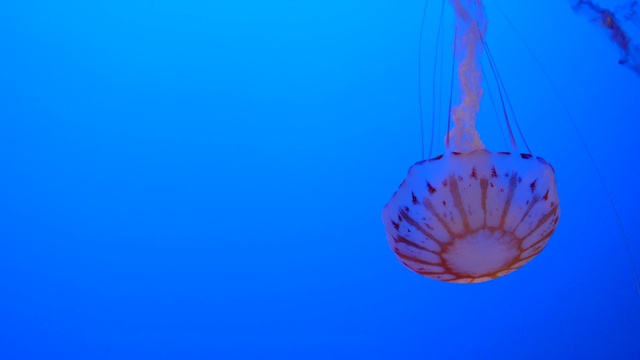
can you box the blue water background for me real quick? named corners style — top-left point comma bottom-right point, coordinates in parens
top-left (1, 1), bottom-right (639, 358)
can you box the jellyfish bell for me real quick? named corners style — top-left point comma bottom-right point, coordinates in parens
top-left (382, 149), bottom-right (560, 283)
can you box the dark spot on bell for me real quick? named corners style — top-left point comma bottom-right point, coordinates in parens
top-left (427, 182), bottom-right (437, 195)
top-left (530, 179), bottom-right (537, 193)
top-left (491, 167), bottom-right (498, 178)
top-left (391, 220), bottom-right (400, 230)
top-left (442, 200), bottom-right (447, 206)
top-left (543, 189), bottom-right (549, 200)
top-left (412, 192), bottom-right (419, 205)
top-left (471, 167), bottom-right (478, 179)
top-left (521, 153), bottom-right (533, 159)
top-left (442, 179), bottom-right (448, 187)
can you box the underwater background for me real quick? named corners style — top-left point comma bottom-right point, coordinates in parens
top-left (1, 0), bottom-right (639, 359)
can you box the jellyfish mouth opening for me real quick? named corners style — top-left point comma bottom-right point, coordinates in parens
top-left (442, 228), bottom-right (519, 279)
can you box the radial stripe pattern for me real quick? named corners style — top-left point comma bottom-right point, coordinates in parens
top-left (382, 149), bottom-right (560, 283)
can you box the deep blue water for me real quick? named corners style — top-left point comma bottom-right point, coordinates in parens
top-left (1, 1), bottom-right (639, 359)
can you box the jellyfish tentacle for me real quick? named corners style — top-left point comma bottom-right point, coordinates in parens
top-left (448, 0), bottom-right (487, 152)
top-left (418, 0), bottom-right (430, 160)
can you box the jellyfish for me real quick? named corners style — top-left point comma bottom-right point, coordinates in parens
top-left (381, 0), bottom-right (561, 283)
top-left (571, 0), bottom-right (640, 75)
